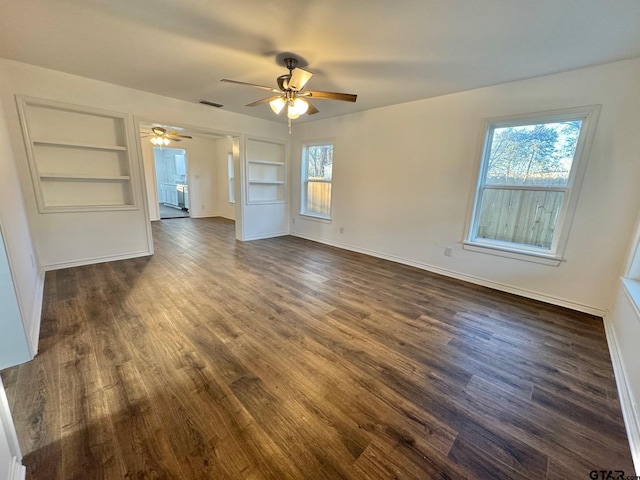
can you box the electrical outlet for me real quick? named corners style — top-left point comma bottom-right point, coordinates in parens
top-left (292, 218), bottom-right (296, 224)
top-left (201, 204), bottom-right (205, 209)
top-left (339, 227), bottom-right (344, 234)
top-left (444, 247), bottom-right (452, 257)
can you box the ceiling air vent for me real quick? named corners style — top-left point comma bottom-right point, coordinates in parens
top-left (199, 100), bottom-right (223, 108)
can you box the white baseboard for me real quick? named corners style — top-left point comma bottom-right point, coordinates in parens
top-left (42, 250), bottom-right (151, 272)
top-left (189, 213), bottom-right (236, 221)
top-left (26, 269), bottom-right (45, 357)
top-left (290, 232), bottom-right (604, 316)
top-left (188, 212), bottom-right (217, 219)
top-left (604, 315), bottom-right (640, 475)
top-left (7, 457), bottom-right (26, 480)
top-left (242, 231), bottom-right (289, 241)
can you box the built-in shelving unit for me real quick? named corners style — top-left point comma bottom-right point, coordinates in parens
top-left (32, 140), bottom-right (128, 151)
top-left (39, 173), bottom-right (131, 181)
top-left (17, 97), bottom-right (135, 213)
top-left (248, 160), bottom-right (285, 166)
top-left (246, 140), bottom-right (286, 204)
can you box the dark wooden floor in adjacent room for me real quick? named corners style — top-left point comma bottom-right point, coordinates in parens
top-left (1, 217), bottom-right (634, 479)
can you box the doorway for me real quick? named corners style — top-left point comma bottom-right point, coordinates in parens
top-left (154, 147), bottom-right (190, 219)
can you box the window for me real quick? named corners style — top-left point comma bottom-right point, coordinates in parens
top-left (227, 152), bottom-right (235, 203)
top-left (623, 219), bottom-right (640, 308)
top-left (465, 107), bottom-right (599, 265)
top-left (302, 142), bottom-right (333, 218)
top-left (627, 226), bottom-right (640, 281)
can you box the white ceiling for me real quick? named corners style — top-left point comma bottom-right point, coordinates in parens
top-left (1, 0), bottom-right (639, 123)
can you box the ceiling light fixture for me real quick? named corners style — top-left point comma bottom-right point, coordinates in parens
top-left (270, 94), bottom-right (311, 130)
top-left (221, 57), bottom-right (357, 134)
top-left (150, 136), bottom-right (170, 146)
top-left (269, 97), bottom-right (286, 114)
top-left (292, 97), bottom-right (309, 115)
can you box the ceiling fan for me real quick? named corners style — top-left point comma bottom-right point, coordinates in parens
top-left (221, 58), bottom-right (357, 130)
top-left (141, 127), bottom-right (192, 146)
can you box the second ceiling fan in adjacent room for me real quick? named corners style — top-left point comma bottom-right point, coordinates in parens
top-left (142, 127), bottom-right (192, 146)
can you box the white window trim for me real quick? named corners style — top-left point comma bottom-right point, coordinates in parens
top-left (301, 140), bottom-right (334, 220)
top-left (463, 105), bottom-right (601, 266)
top-left (622, 212), bottom-right (640, 309)
top-left (299, 213), bottom-right (332, 224)
top-left (227, 152), bottom-right (235, 204)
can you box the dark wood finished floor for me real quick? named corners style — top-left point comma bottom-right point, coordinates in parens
top-left (1, 217), bottom-right (634, 479)
top-left (159, 203), bottom-right (189, 219)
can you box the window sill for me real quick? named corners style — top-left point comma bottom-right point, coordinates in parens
top-left (299, 213), bottom-right (332, 224)
top-left (462, 242), bottom-right (563, 266)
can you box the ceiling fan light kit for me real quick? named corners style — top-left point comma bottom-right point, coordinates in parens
top-left (269, 96), bottom-right (286, 114)
top-left (221, 57), bottom-right (357, 133)
top-left (150, 136), bottom-right (171, 146)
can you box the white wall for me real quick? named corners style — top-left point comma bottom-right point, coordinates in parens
top-left (0, 58), bottom-right (288, 268)
top-left (607, 281), bottom-right (640, 471)
top-left (290, 57), bottom-right (640, 314)
top-left (216, 137), bottom-right (236, 220)
top-left (185, 135), bottom-right (221, 219)
top-left (0, 81), bottom-right (42, 356)
top-left (0, 226), bottom-right (30, 370)
top-left (141, 138), bottom-right (161, 221)
top-left (0, 377), bottom-right (25, 480)
top-left (606, 208), bottom-right (640, 472)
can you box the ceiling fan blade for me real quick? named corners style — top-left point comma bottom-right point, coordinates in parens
top-left (288, 68), bottom-right (313, 91)
top-left (246, 96), bottom-right (282, 107)
top-left (220, 79), bottom-right (280, 93)
top-left (306, 101), bottom-right (319, 115)
top-left (304, 90), bottom-right (357, 102)
top-left (169, 133), bottom-right (193, 139)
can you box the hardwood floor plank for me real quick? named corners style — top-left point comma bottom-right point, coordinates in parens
top-left (447, 436), bottom-right (533, 480)
top-left (57, 301), bottom-right (126, 480)
top-left (460, 369), bottom-right (633, 472)
top-left (11, 273), bottom-right (63, 480)
top-left (452, 421), bottom-right (548, 478)
top-left (0, 218), bottom-right (633, 479)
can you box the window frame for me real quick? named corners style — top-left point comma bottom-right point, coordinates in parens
top-left (301, 140), bottom-right (334, 220)
top-left (227, 152), bottom-right (235, 204)
top-left (464, 106), bottom-right (600, 266)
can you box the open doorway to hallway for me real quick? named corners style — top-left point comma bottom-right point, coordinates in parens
top-left (153, 147), bottom-right (190, 219)
top-left (137, 120), bottom-right (241, 233)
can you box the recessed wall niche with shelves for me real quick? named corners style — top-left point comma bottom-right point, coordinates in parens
top-left (16, 96), bottom-right (135, 213)
top-left (246, 138), bottom-right (286, 204)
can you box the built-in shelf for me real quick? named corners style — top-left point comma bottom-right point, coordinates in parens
top-left (248, 160), bottom-right (285, 166)
top-left (39, 173), bottom-right (131, 181)
top-left (17, 97), bottom-right (135, 212)
top-left (248, 180), bottom-right (284, 185)
top-left (248, 199), bottom-right (286, 205)
top-left (246, 138), bottom-right (286, 204)
top-left (33, 140), bottom-right (127, 151)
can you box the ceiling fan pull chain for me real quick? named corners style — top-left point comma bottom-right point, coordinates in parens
top-left (288, 117), bottom-right (292, 134)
